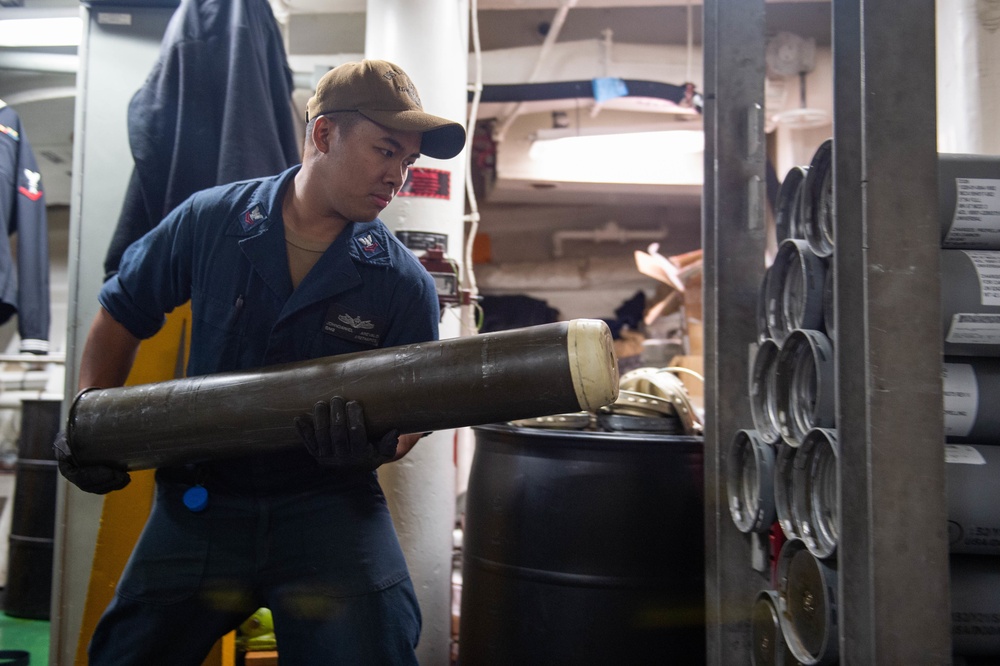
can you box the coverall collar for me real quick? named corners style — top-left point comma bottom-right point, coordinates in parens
top-left (228, 167), bottom-right (400, 321)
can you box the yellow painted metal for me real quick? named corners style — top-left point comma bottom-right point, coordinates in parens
top-left (72, 304), bottom-right (240, 665)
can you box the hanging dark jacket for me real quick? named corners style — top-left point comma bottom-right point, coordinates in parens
top-left (0, 102), bottom-right (49, 354)
top-left (104, 0), bottom-right (301, 279)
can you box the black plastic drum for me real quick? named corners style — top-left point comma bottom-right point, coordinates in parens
top-left (459, 424), bottom-right (705, 665)
top-left (5, 398), bottom-right (60, 620)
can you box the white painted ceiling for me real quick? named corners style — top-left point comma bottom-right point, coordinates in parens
top-left (0, 0), bottom-right (831, 206)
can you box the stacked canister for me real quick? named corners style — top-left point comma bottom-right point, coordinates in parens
top-left (939, 155), bottom-right (1000, 662)
top-left (727, 144), bottom-right (1000, 665)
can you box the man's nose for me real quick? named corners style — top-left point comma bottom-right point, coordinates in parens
top-left (388, 163), bottom-right (409, 189)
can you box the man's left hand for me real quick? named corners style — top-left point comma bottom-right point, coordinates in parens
top-left (54, 431), bottom-right (132, 494)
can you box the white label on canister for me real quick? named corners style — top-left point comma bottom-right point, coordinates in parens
top-left (962, 250), bottom-right (1000, 305)
top-left (946, 313), bottom-right (1000, 344)
top-left (945, 444), bottom-right (987, 465)
top-left (943, 364), bottom-right (978, 438)
top-left (946, 178), bottom-right (1000, 247)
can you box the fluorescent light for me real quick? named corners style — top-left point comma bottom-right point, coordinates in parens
top-left (0, 17), bottom-right (82, 47)
top-left (528, 130), bottom-right (704, 185)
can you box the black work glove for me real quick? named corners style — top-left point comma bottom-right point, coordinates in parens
top-left (54, 430), bottom-right (131, 495)
top-left (295, 397), bottom-right (399, 471)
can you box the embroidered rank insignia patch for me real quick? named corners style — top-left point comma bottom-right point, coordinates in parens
top-left (353, 232), bottom-right (385, 258)
top-left (242, 204), bottom-right (266, 231)
top-left (323, 304), bottom-right (384, 347)
top-left (18, 169), bottom-right (42, 201)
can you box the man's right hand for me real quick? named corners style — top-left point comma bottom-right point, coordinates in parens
top-left (294, 397), bottom-right (399, 471)
top-left (54, 431), bottom-right (131, 494)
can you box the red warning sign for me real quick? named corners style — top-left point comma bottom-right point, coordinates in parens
top-left (400, 167), bottom-right (451, 200)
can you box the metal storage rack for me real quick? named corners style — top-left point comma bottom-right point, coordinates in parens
top-left (702, 1), bottom-right (951, 664)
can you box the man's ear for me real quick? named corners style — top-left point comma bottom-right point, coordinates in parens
top-left (311, 115), bottom-right (335, 154)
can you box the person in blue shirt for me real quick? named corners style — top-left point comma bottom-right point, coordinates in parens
top-left (55, 59), bottom-right (466, 665)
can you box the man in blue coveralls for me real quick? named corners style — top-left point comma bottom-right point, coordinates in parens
top-left (55, 59), bottom-right (466, 665)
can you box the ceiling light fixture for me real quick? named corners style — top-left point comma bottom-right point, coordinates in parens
top-left (0, 16), bottom-right (82, 48)
top-left (528, 129), bottom-right (704, 186)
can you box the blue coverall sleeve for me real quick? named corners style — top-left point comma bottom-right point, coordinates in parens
top-left (382, 263), bottom-right (440, 349)
top-left (99, 198), bottom-right (196, 340)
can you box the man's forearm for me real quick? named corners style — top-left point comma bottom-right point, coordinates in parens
top-left (77, 307), bottom-right (142, 391)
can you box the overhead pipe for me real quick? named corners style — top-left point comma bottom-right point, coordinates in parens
top-left (551, 220), bottom-right (666, 258)
top-left (588, 27), bottom-right (614, 119)
top-left (473, 78), bottom-right (694, 107)
top-left (493, 0), bottom-right (578, 142)
top-left (290, 65), bottom-right (695, 109)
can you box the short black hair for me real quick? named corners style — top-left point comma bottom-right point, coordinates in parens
top-left (307, 111), bottom-right (365, 141)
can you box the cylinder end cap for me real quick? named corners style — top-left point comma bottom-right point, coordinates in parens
top-left (566, 319), bottom-right (620, 411)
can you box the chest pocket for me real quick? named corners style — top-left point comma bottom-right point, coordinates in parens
top-left (191, 287), bottom-right (248, 373)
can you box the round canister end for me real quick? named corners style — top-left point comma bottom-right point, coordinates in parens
top-left (566, 319), bottom-right (620, 411)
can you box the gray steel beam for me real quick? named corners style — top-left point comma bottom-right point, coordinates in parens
top-left (702, 0), bottom-right (768, 663)
top-left (833, 0), bottom-right (951, 663)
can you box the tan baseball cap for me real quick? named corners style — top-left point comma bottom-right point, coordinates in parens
top-left (306, 59), bottom-right (467, 160)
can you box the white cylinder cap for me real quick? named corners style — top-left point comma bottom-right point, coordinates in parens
top-left (566, 319), bottom-right (620, 411)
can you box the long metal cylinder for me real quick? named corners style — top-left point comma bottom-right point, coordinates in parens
top-left (67, 320), bottom-right (619, 471)
top-left (951, 553), bottom-right (1000, 657)
top-left (773, 443), bottom-right (799, 540)
top-left (778, 540), bottom-right (1000, 662)
top-left (727, 429), bottom-right (777, 534)
top-left (775, 329), bottom-right (835, 447)
top-left (801, 138), bottom-right (834, 258)
top-left (941, 249), bottom-right (1000, 357)
top-left (751, 589), bottom-right (799, 666)
top-left (791, 428), bottom-right (838, 560)
top-left (945, 358), bottom-right (1000, 442)
top-left (765, 240), bottom-right (828, 346)
top-left (946, 443), bottom-right (1000, 555)
top-left (940, 154), bottom-right (1000, 250)
top-left (775, 165), bottom-right (808, 244)
top-left (756, 265), bottom-right (774, 346)
top-left (822, 267), bottom-right (834, 346)
top-left (775, 538), bottom-right (838, 666)
top-left (749, 338), bottom-right (783, 445)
